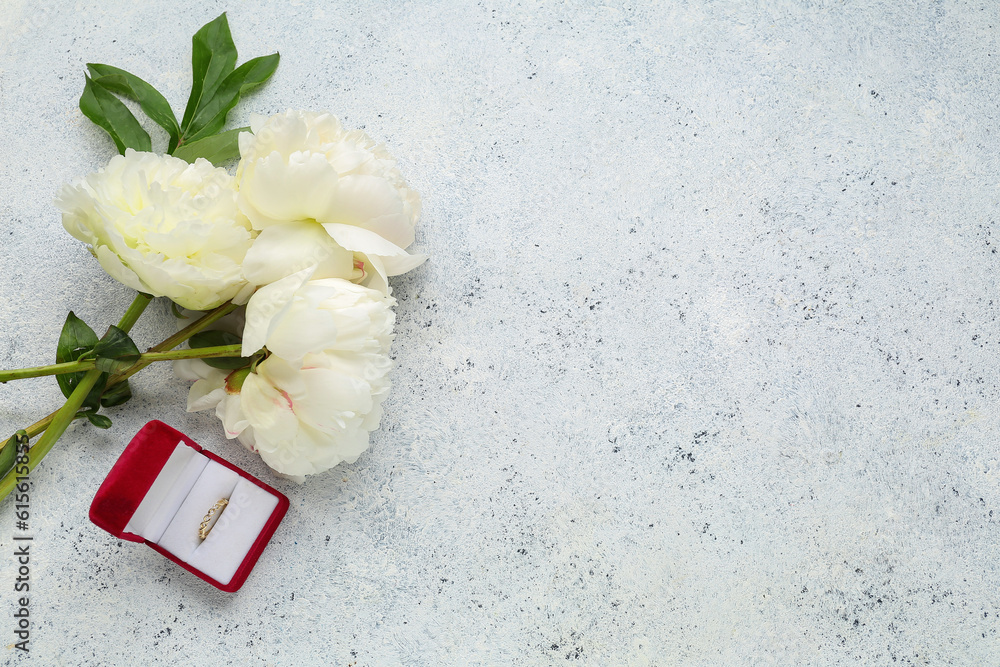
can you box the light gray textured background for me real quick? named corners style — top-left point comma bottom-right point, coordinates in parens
top-left (0, 1), bottom-right (998, 665)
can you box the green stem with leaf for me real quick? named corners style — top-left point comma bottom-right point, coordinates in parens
top-left (0, 301), bottom-right (237, 445)
top-left (0, 293), bottom-right (151, 499)
top-left (0, 299), bottom-right (241, 502)
top-left (0, 344), bottom-right (244, 382)
top-left (82, 13), bottom-right (278, 163)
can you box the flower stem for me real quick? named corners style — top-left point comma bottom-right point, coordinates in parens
top-left (0, 300), bottom-right (237, 384)
top-left (0, 292), bottom-right (153, 383)
top-left (109, 301), bottom-right (239, 384)
top-left (0, 360), bottom-right (94, 382)
top-left (139, 344), bottom-right (245, 363)
top-left (16, 413), bottom-right (60, 442)
top-left (119, 292), bottom-right (153, 332)
top-left (151, 302), bottom-right (239, 352)
top-left (0, 369), bottom-right (104, 500)
top-left (0, 344), bottom-right (245, 382)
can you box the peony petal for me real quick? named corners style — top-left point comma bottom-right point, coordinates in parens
top-left (321, 222), bottom-right (427, 281)
top-left (357, 254), bottom-right (390, 294)
top-left (173, 358), bottom-right (218, 382)
top-left (294, 366), bottom-right (374, 429)
top-left (236, 427), bottom-right (257, 453)
top-left (242, 222), bottom-right (353, 287)
top-left (232, 281), bottom-right (257, 306)
top-left (321, 222), bottom-right (410, 258)
top-left (381, 251), bottom-right (429, 276)
top-left (94, 245), bottom-right (150, 295)
top-left (187, 381), bottom-right (228, 412)
top-left (240, 370), bottom-right (300, 444)
top-left (217, 394), bottom-right (250, 438)
top-left (263, 299), bottom-right (339, 364)
top-left (241, 266), bottom-right (315, 357)
top-left (332, 174), bottom-right (414, 248)
top-left (237, 151), bottom-right (340, 229)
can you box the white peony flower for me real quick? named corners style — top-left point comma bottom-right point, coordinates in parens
top-left (56, 149), bottom-right (254, 310)
top-left (176, 268), bottom-right (396, 479)
top-left (236, 109), bottom-right (426, 293)
top-left (174, 356), bottom-right (250, 441)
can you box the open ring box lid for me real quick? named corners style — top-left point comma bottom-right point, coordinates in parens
top-left (89, 420), bottom-right (289, 592)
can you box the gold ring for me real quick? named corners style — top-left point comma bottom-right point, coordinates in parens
top-left (198, 498), bottom-right (229, 540)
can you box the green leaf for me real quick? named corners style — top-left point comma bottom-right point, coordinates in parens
top-left (171, 126), bottom-right (247, 165)
top-left (170, 302), bottom-right (190, 319)
top-left (100, 380), bottom-right (133, 408)
top-left (87, 64), bottom-right (181, 150)
top-left (55, 312), bottom-right (99, 399)
top-left (79, 76), bottom-right (152, 154)
top-left (80, 373), bottom-right (110, 414)
top-left (93, 325), bottom-right (141, 375)
top-left (0, 432), bottom-right (22, 478)
top-left (183, 54), bottom-right (279, 144)
top-left (204, 356), bottom-right (253, 370)
top-left (56, 312), bottom-right (99, 362)
top-left (54, 313), bottom-right (108, 409)
top-left (0, 439), bottom-right (14, 478)
top-left (82, 412), bottom-right (113, 429)
top-left (189, 330), bottom-right (242, 348)
top-left (248, 350), bottom-right (267, 373)
top-left (189, 330), bottom-right (251, 369)
top-left (181, 13), bottom-right (238, 134)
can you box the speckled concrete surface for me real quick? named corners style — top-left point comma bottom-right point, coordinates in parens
top-left (0, 1), bottom-right (998, 665)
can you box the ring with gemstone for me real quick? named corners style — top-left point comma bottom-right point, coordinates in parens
top-left (198, 498), bottom-right (229, 540)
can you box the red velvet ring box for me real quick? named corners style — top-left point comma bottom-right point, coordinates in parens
top-left (89, 420), bottom-right (289, 592)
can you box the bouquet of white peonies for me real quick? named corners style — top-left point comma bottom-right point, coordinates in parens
top-left (0, 13), bottom-right (425, 495)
